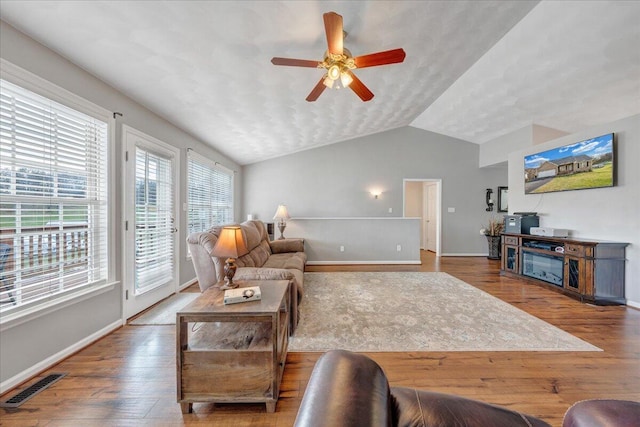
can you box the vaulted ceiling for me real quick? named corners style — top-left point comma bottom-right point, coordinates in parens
top-left (1, 1), bottom-right (638, 165)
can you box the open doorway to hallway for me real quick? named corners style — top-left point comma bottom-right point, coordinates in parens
top-left (403, 179), bottom-right (441, 256)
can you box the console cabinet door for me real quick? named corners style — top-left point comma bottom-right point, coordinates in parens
top-left (503, 245), bottom-right (519, 274)
top-left (564, 256), bottom-right (585, 294)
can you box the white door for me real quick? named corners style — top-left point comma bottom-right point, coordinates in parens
top-left (404, 179), bottom-right (441, 255)
top-left (425, 183), bottom-right (437, 252)
top-left (123, 126), bottom-right (179, 319)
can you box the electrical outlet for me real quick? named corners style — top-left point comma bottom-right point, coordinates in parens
top-left (340, 245), bottom-right (345, 252)
top-left (396, 244), bottom-right (402, 252)
top-left (448, 207), bottom-right (455, 213)
top-left (388, 207), bottom-right (393, 213)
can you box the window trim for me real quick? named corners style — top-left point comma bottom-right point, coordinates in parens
top-left (0, 59), bottom-right (116, 328)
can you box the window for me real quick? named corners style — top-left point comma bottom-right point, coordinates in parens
top-left (0, 78), bottom-right (110, 315)
top-left (187, 150), bottom-right (233, 235)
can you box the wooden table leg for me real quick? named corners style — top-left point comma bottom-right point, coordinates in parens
top-left (181, 402), bottom-right (193, 414)
top-left (265, 401), bottom-right (276, 413)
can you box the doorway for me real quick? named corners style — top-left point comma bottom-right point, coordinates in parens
top-left (123, 125), bottom-right (180, 320)
top-left (403, 179), bottom-right (441, 255)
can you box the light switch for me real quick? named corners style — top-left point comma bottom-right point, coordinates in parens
top-left (448, 207), bottom-right (455, 213)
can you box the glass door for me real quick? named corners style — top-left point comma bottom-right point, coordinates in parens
top-left (123, 126), bottom-right (179, 319)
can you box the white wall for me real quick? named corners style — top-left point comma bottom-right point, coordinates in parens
top-left (243, 126), bottom-right (507, 257)
top-left (480, 124), bottom-right (570, 167)
top-left (0, 21), bottom-right (242, 389)
top-left (480, 125), bottom-right (533, 167)
top-left (508, 114), bottom-right (640, 306)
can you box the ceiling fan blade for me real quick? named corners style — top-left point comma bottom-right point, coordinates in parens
top-left (353, 48), bottom-right (406, 69)
top-left (323, 12), bottom-right (343, 55)
top-left (347, 71), bottom-right (374, 102)
top-left (271, 57), bottom-right (320, 68)
top-left (306, 77), bottom-right (327, 102)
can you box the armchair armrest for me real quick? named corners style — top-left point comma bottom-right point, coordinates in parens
top-left (270, 238), bottom-right (304, 254)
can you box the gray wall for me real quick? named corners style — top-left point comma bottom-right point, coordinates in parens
top-left (286, 218), bottom-right (421, 264)
top-left (243, 126), bottom-right (507, 256)
top-left (0, 21), bottom-right (242, 388)
top-left (508, 114), bottom-right (640, 307)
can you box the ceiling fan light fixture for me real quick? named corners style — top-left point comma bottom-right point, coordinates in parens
top-left (323, 75), bottom-right (334, 88)
top-left (340, 71), bottom-right (353, 88)
top-left (327, 64), bottom-right (341, 80)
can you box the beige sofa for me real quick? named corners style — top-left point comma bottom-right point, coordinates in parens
top-left (187, 220), bottom-right (306, 331)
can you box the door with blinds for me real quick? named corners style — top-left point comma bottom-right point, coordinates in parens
top-left (123, 126), bottom-right (179, 319)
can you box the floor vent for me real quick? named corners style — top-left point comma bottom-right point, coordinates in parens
top-left (0, 373), bottom-right (66, 408)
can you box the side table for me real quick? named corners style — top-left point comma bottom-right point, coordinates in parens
top-left (176, 280), bottom-right (290, 413)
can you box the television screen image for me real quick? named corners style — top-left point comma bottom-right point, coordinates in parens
top-left (524, 133), bottom-right (614, 194)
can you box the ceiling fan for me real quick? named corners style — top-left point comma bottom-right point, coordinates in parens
top-left (271, 11), bottom-right (406, 102)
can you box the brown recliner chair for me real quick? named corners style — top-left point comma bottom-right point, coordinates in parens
top-left (562, 399), bottom-right (640, 427)
top-left (294, 349), bottom-right (551, 427)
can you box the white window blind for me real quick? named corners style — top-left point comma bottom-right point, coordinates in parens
top-left (187, 150), bottom-right (233, 234)
top-left (0, 79), bottom-right (109, 313)
top-left (134, 146), bottom-right (174, 293)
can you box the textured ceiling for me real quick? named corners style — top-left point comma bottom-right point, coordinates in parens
top-left (1, 1), bottom-right (638, 165)
top-left (411, 1), bottom-right (640, 143)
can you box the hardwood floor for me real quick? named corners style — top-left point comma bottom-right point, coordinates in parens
top-left (2, 251), bottom-right (639, 426)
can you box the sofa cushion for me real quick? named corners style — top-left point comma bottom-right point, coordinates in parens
top-left (240, 220), bottom-right (266, 252)
top-left (264, 252), bottom-right (307, 272)
top-left (237, 239), bottom-right (271, 268)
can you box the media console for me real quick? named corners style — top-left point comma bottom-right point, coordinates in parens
top-left (500, 233), bottom-right (628, 305)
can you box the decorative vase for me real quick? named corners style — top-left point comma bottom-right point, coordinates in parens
top-left (486, 235), bottom-right (501, 260)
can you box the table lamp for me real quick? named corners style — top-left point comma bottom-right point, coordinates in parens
top-left (273, 204), bottom-right (291, 239)
top-left (211, 226), bottom-right (249, 290)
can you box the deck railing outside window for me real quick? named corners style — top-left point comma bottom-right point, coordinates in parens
top-left (0, 222), bottom-right (90, 307)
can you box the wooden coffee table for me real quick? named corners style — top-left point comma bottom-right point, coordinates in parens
top-left (176, 280), bottom-right (290, 413)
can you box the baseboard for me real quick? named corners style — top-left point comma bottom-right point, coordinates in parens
top-left (307, 260), bottom-right (421, 265)
top-left (440, 253), bottom-right (488, 257)
top-left (627, 299), bottom-right (640, 310)
top-left (179, 277), bottom-right (197, 291)
top-left (0, 319), bottom-right (122, 394)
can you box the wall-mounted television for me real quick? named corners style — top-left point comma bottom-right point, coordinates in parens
top-left (524, 133), bottom-right (614, 194)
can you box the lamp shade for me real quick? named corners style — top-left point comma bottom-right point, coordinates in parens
top-left (211, 226), bottom-right (249, 258)
top-left (273, 204), bottom-right (291, 220)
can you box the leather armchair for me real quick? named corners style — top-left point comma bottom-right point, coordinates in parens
top-left (294, 349), bottom-right (551, 427)
top-left (562, 399), bottom-right (640, 427)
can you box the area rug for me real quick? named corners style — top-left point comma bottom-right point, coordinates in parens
top-left (128, 293), bottom-right (200, 325)
top-left (288, 272), bottom-right (600, 352)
